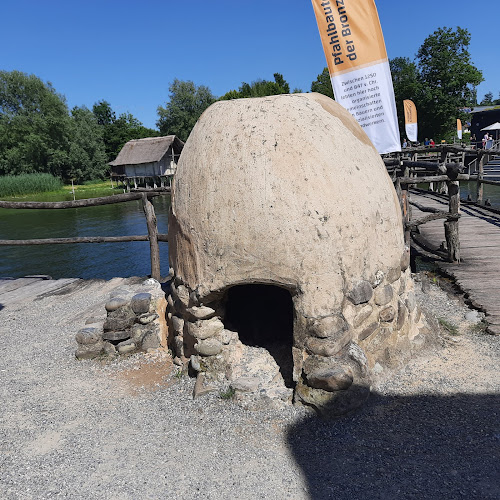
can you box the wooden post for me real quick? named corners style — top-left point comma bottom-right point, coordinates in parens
top-left (142, 193), bottom-right (161, 281)
top-left (445, 180), bottom-right (460, 262)
top-left (477, 153), bottom-right (484, 204)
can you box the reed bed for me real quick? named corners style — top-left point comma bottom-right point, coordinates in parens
top-left (0, 173), bottom-right (63, 197)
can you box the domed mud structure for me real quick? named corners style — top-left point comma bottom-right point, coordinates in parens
top-left (167, 93), bottom-right (431, 416)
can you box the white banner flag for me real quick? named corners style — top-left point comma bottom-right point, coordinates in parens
top-left (404, 99), bottom-right (418, 142)
top-left (311, 0), bottom-right (401, 154)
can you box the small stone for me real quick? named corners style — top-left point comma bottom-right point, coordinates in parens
top-left (400, 246), bottom-right (411, 271)
top-left (406, 291), bottom-right (416, 313)
top-left (142, 330), bottom-right (161, 350)
top-left (104, 306), bottom-right (136, 331)
top-left (167, 293), bottom-right (175, 309)
top-left (421, 275), bottom-right (431, 293)
top-left (379, 305), bottom-right (396, 323)
top-left (75, 327), bottom-right (102, 345)
top-left (131, 293), bottom-right (152, 314)
top-left (171, 284), bottom-right (190, 307)
top-left (173, 356), bottom-right (183, 366)
top-left (311, 315), bottom-right (348, 338)
top-left (189, 291), bottom-right (199, 306)
top-left (195, 338), bottom-right (223, 356)
top-left (397, 300), bottom-right (408, 330)
top-left (372, 362), bottom-right (384, 374)
top-left (386, 266), bottom-right (401, 284)
top-left (186, 305), bottom-right (216, 321)
top-left (348, 281), bottom-right (373, 305)
top-left (347, 342), bottom-right (368, 374)
top-left (305, 331), bottom-right (351, 357)
top-left (105, 297), bottom-right (130, 312)
top-left (174, 336), bottom-right (184, 358)
top-left (192, 373), bottom-right (217, 399)
top-left (187, 317), bottom-right (224, 340)
top-left (171, 316), bottom-right (184, 335)
top-left (103, 341), bottom-right (117, 357)
top-left (117, 339), bottom-right (137, 354)
top-left (75, 342), bottom-right (104, 360)
top-left (358, 323), bottom-right (379, 341)
top-left (130, 323), bottom-right (149, 341)
top-left (353, 305), bottom-right (373, 328)
top-left (190, 355), bottom-right (201, 372)
top-left (220, 329), bottom-right (238, 345)
top-left (305, 366), bottom-right (354, 392)
top-left (231, 377), bottom-right (260, 393)
top-left (102, 330), bottom-right (131, 341)
top-left (465, 310), bottom-right (480, 323)
top-left (374, 285), bottom-right (394, 306)
top-left (138, 312), bottom-right (158, 325)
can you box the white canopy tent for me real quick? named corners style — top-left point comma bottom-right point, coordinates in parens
top-left (481, 122), bottom-right (500, 140)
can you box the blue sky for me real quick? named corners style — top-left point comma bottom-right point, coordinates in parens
top-left (2, 0), bottom-right (498, 130)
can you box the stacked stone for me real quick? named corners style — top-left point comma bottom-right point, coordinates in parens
top-left (167, 276), bottom-right (293, 406)
top-left (75, 281), bottom-right (166, 360)
top-left (167, 249), bottom-right (433, 416)
top-left (167, 278), bottom-right (225, 367)
top-left (294, 247), bottom-right (432, 415)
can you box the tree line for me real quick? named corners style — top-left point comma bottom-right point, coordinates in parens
top-left (0, 27), bottom-right (493, 182)
top-left (0, 71), bottom-right (158, 183)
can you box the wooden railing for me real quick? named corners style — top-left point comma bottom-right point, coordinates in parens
top-left (0, 190), bottom-right (169, 281)
top-left (384, 144), bottom-right (483, 264)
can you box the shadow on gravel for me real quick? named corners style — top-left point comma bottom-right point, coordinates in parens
top-left (287, 392), bottom-right (500, 500)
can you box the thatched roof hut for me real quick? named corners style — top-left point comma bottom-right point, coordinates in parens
top-left (109, 136), bottom-right (184, 178)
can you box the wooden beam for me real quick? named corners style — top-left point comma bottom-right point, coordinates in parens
top-left (399, 174), bottom-right (470, 184)
top-left (0, 192), bottom-right (162, 210)
top-left (0, 234), bottom-right (168, 245)
top-left (142, 193), bottom-right (161, 281)
top-left (406, 212), bottom-right (459, 228)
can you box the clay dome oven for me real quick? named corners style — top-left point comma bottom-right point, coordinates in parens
top-left (166, 93), bottom-right (430, 416)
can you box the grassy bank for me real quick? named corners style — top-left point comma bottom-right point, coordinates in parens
top-left (0, 179), bottom-right (122, 202)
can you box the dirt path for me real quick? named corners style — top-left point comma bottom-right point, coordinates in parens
top-left (0, 275), bottom-right (498, 499)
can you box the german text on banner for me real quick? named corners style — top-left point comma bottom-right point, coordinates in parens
top-left (403, 99), bottom-right (418, 142)
top-left (311, 0), bottom-right (401, 154)
top-left (457, 119), bottom-right (463, 140)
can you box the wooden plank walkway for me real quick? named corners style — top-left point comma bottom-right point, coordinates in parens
top-left (411, 190), bottom-right (500, 334)
top-left (0, 276), bottom-right (143, 315)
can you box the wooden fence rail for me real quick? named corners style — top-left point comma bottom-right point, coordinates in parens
top-left (0, 191), bottom-right (169, 281)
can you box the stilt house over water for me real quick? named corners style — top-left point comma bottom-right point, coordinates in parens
top-left (109, 135), bottom-right (184, 189)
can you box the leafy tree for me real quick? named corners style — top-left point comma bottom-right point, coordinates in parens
top-left (480, 92), bottom-right (494, 105)
top-left (157, 79), bottom-right (216, 142)
top-left (220, 73), bottom-right (291, 100)
top-left (93, 101), bottom-right (159, 162)
top-left (0, 70), bottom-right (72, 177)
top-left (92, 100), bottom-right (116, 126)
top-left (415, 27), bottom-right (483, 139)
top-left (310, 67), bottom-right (334, 99)
top-left (68, 106), bottom-right (108, 182)
top-left (390, 57), bottom-right (422, 137)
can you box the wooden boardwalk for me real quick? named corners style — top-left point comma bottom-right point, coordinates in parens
top-left (0, 276), bottom-right (143, 314)
top-left (411, 190), bottom-right (500, 334)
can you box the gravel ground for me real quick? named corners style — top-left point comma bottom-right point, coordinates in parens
top-left (0, 275), bottom-right (499, 500)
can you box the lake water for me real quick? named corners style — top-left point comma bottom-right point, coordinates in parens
top-left (0, 196), bottom-right (171, 280)
top-left (2, 182), bottom-right (500, 280)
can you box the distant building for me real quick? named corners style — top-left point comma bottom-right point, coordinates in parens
top-left (470, 106), bottom-right (500, 147)
top-left (109, 135), bottom-right (184, 189)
